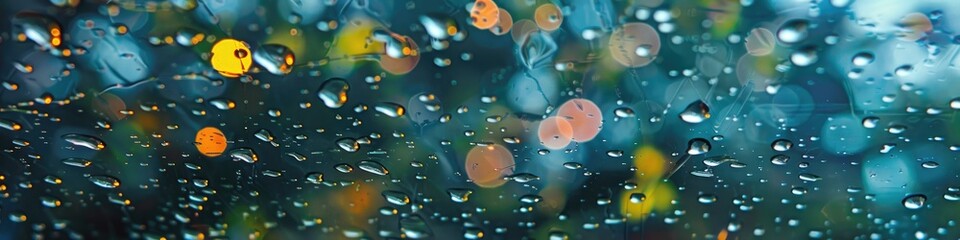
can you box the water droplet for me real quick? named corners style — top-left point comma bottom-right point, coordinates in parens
top-left (0, 119), bottom-right (22, 131)
top-left (228, 148), bottom-right (258, 163)
top-left (614, 107), bottom-right (635, 118)
top-left (305, 172), bottom-right (324, 184)
top-left (40, 196), bottom-right (61, 208)
top-left (921, 161), bottom-right (940, 169)
top-left (374, 102), bottom-right (406, 118)
top-left (945, 193), bottom-right (960, 201)
top-left (629, 193), bottom-right (646, 203)
top-left (520, 194), bottom-right (544, 203)
top-left (771, 139), bottom-right (793, 152)
top-left (903, 194), bottom-right (927, 209)
top-left (703, 156), bottom-right (735, 167)
top-left (447, 188), bottom-right (473, 203)
top-left (89, 175), bottom-right (120, 189)
top-left (420, 14), bottom-right (458, 40)
top-left (698, 194), bottom-right (717, 204)
top-left (777, 19), bottom-right (809, 44)
top-left (382, 190), bottom-right (411, 206)
top-left (62, 134), bottom-right (105, 150)
top-left (335, 163), bottom-right (354, 173)
top-left (336, 138), bottom-right (360, 152)
top-left (8, 212), bottom-right (26, 223)
top-left (895, 65), bottom-right (914, 77)
top-left (851, 52), bottom-right (875, 66)
top-left (62, 157), bottom-right (92, 168)
top-left (400, 215), bottom-right (433, 238)
top-left (679, 100), bottom-right (710, 123)
top-left (318, 78), bottom-right (349, 108)
top-left (253, 44), bottom-right (295, 75)
top-left (798, 173), bottom-right (821, 182)
top-left (358, 160), bottom-right (390, 176)
top-left (562, 162), bottom-right (582, 169)
top-left (862, 116), bottom-right (879, 128)
top-left (687, 138), bottom-right (711, 155)
top-left (506, 173), bottom-right (540, 183)
top-left (790, 46), bottom-right (818, 67)
top-left (209, 99), bottom-right (235, 110)
top-left (949, 98), bottom-right (960, 109)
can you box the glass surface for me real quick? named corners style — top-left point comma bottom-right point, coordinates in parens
top-left (0, 0), bottom-right (958, 239)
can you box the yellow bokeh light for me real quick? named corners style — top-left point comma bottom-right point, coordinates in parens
top-left (209, 38), bottom-right (252, 78)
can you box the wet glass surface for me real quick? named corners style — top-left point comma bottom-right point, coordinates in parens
top-left (1, 0), bottom-right (959, 239)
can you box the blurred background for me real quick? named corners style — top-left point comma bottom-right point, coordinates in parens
top-left (1, 0), bottom-right (960, 239)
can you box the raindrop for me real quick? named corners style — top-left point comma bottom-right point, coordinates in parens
top-left (862, 116), bottom-right (879, 128)
top-left (318, 78), bottom-right (350, 108)
top-left (902, 194), bottom-right (927, 209)
top-left (798, 173), bottom-right (821, 182)
top-left (228, 148), bottom-right (258, 163)
top-left (851, 52), bottom-right (874, 66)
top-left (679, 100), bottom-right (711, 123)
top-left (305, 172), bottom-right (324, 184)
top-left (771, 154), bottom-right (790, 165)
top-left (335, 163), bottom-right (354, 173)
top-left (949, 98), bottom-right (960, 109)
top-left (89, 175), bottom-right (120, 189)
top-left (253, 44), bottom-right (295, 75)
top-left (687, 138), bottom-right (711, 155)
top-left (419, 14), bottom-right (458, 40)
top-left (614, 107), bottom-right (635, 118)
top-left (606, 150), bottom-right (624, 158)
top-left (894, 65), bottom-right (914, 77)
top-left (790, 46), bottom-right (818, 67)
top-left (400, 215), bottom-right (433, 238)
top-left (771, 139), bottom-right (793, 152)
top-left (629, 193), bottom-right (646, 203)
top-left (62, 134), bottom-right (105, 151)
top-left (563, 162), bottom-right (582, 169)
top-left (777, 19), bottom-right (809, 44)
top-left (62, 158), bottom-right (92, 168)
top-left (374, 102), bottom-right (406, 118)
top-left (358, 160), bottom-right (390, 176)
top-left (698, 194), bottom-right (717, 204)
top-left (382, 190), bottom-right (411, 206)
top-left (336, 138), bottom-right (360, 152)
top-left (506, 173), bottom-right (540, 183)
top-left (447, 188), bottom-right (474, 203)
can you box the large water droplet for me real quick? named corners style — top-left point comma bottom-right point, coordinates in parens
top-left (851, 52), bottom-right (874, 66)
top-left (777, 19), bottom-right (809, 44)
top-left (771, 139), bottom-right (793, 152)
top-left (358, 160), bottom-right (390, 176)
top-left (679, 100), bottom-right (710, 123)
top-left (336, 138), bottom-right (359, 152)
top-left (382, 190), bottom-right (411, 206)
top-left (687, 138), bottom-right (711, 155)
top-left (89, 175), bottom-right (120, 189)
top-left (447, 188), bottom-right (473, 203)
top-left (790, 46), bottom-right (818, 67)
top-left (318, 78), bottom-right (349, 108)
top-left (228, 148), bottom-right (258, 163)
top-left (419, 14), bottom-right (458, 40)
top-left (253, 44), bottom-right (295, 75)
top-left (62, 134), bottom-right (105, 150)
top-left (374, 102), bottom-right (406, 118)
